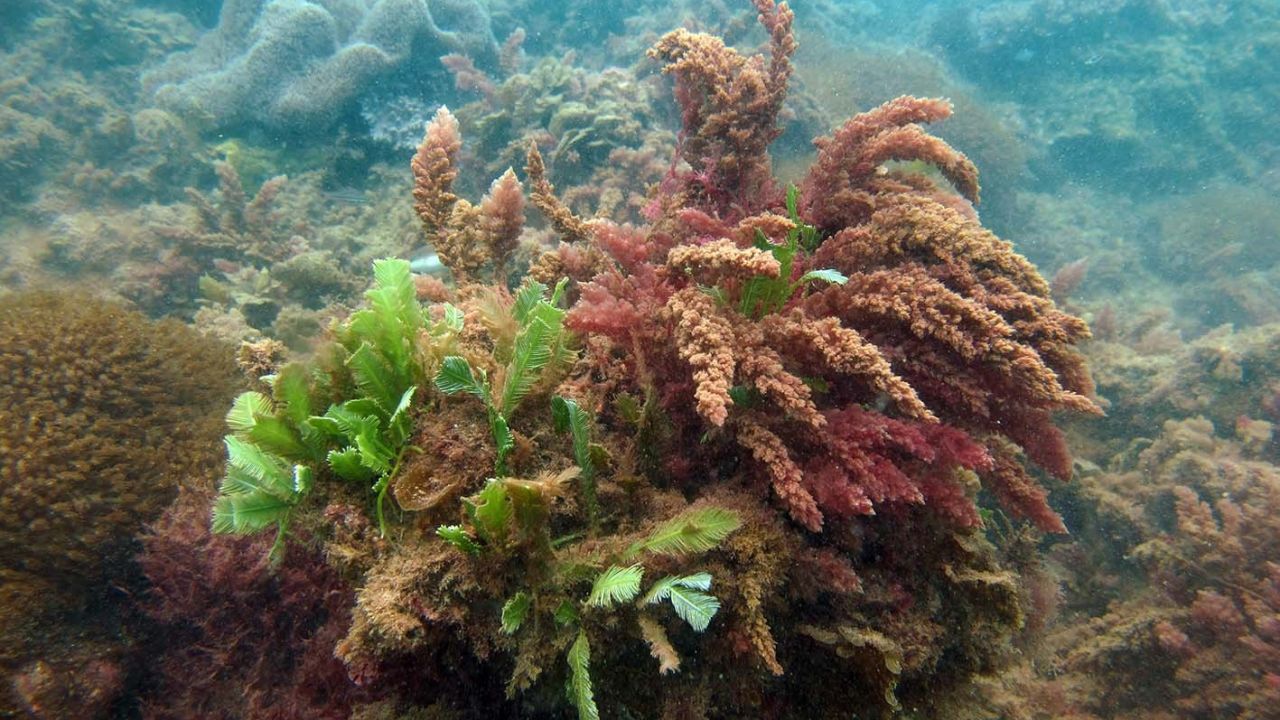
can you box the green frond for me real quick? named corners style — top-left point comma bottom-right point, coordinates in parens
top-left (500, 317), bottom-right (555, 416)
top-left (435, 356), bottom-right (488, 399)
top-left (212, 490), bottom-right (293, 534)
top-left (552, 395), bottom-right (598, 526)
top-left (223, 436), bottom-right (294, 497)
top-left (353, 426), bottom-right (394, 475)
top-left (348, 341), bottom-right (399, 414)
top-left (512, 279), bottom-right (548, 323)
top-left (555, 600), bottom-right (580, 627)
top-left (328, 447), bottom-right (376, 482)
top-left (226, 391), bottom-right (273, 434)
top-left (587, 564), bottom-right (644, 608)
top-left (501, 591), bottom-right (531, 634)
top-left (567, 630), bottom-right (599, 720)
top-left (666, 584), bottom-right (720, 632)
top-left (627, 507), bottom-right (742, 558)
top-left (342, 259), bottom-right (421, 387)
top-left (639, 572), bottom-right (712, 605)
top-left (246, 414), bottom-right (308, 461)
top-left (465, 479), bottom-right (512, 545)
top-left (440, 303), bottom-right (464, 332)
top-left (272, 363), bottom-right (314, 426)
top-left (437, 525), bottom-right (481, 554)
top-left (798, 268), bottom-right (848, 286)
top-left (551, 396), bottom-right (592, 474)
top-left (492, 412), bottom-right (514, 476)
top-left (387, 385), bottom-right (417, 446)
top-left (291, 465), bottom-right (313, 494)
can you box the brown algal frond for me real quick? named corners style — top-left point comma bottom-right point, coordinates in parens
top-left (666, 238), bottom-right (780, 286)
top-left (760, 313), bottom-right (934, 422)
top-left (411, 106), bottom-right (462, 237)
top-left (735, 325), bottom-right (824, 429)
top-left (526, 143), bottom-right (592, 244)
top-left (820, 195), bottom-right (1047, 298)
top-left (478, 168), bottom-right (525, 275)
top-left (646, 2), bottom-right (796, 215)
top-left (435, 200), bottom-right (490, 282)
top-left (732, 212), bottom-right (795, 246)
top-left (738, 417), bottom-right (822, 532)
top-left (810, 264), bottom-right (1098, 420)
top-left (800, 96), bottom-right (980, 230)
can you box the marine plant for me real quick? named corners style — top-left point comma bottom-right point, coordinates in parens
top-left (433, 278), bottom-right (571, 476)
top-left (211, 258), bottom-right (443, 549)
top-left (198, 1), bottom-right (1101, 716)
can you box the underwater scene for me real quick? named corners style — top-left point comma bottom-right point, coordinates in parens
top-left (1, 0), bottom-right (1278, 718)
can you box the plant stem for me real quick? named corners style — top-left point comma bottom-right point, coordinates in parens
top-left (375, 444), bottom-right (411, 537)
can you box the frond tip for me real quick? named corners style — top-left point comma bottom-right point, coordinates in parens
top-left (587, 564), bottom-right (644, 608)
top-left (641, 573), bottom-right (721, 632)
top-left (627, 507), bottom-right (742, 558)
top-left (567, 630), bottom-right (600, 720)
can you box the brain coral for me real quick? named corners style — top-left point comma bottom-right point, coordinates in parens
top-left (0, 292), bottom-right (237, 583)
top-left (146, 0), bottom-right (498, 133)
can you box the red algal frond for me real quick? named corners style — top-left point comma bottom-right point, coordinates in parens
top-left (986, 444), bottom-right (1068, 534)
top-left (646, 1), bottom-right (795, 217)
top-left (739, 417), bottom-right (823, 531)
top-left (666, 287), bottom-right (738, 427)
top-left (799, 96), bottom-right (979, 230)
top-left (411, 106), bottom-right (461, 236)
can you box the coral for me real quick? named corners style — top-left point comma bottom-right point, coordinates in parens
top-left (0, 291), bottom-right (237, 586)
top-left (146, 0), bottom-right (499, 134)
top-left (0, 291), bottom-right (237, 716)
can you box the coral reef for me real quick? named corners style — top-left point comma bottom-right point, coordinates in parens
top-left (0, 291), bottom-right (238, 717)
top-left (146, 0), bottom-right (499, 134)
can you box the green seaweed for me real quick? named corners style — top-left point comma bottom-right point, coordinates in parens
top-left (737, 184), bottom-right (847, 319)
top-left (212, 258), bottom-right (437, 549)
top-left (435, 278), bottom-right (570, 475)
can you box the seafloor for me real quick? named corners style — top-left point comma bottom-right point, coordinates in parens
top-left (1, 1), bottom-right (1278, 718)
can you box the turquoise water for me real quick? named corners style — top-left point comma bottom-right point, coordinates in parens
top-left (2, 1), bottom-right (1278, 718)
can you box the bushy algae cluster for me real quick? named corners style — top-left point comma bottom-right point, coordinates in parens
top-left (190, 2), bottom-right (1099, 717)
